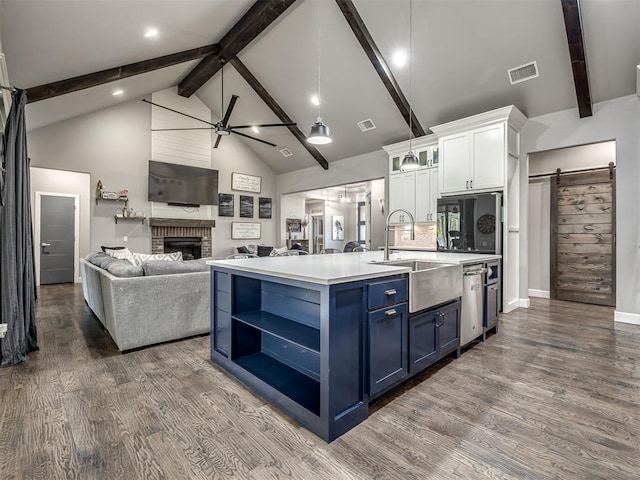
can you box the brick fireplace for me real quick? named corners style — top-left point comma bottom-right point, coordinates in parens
top-left (150, 218), bottom-right (216, 259)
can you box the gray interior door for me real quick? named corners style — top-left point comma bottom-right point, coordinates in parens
top-left (40, 195), bottom-right (75, 285)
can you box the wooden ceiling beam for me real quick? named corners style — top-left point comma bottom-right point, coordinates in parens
top-left (560, 0), bottom-right (592, 118)
top-left (229, 57), bottom-right (329, 170)
top-left (335, 0), bottom-right (426, 138)
top-left (178, 0), bottom-right (297, 98)
top-left (25, 44), bottom-right (220, 104)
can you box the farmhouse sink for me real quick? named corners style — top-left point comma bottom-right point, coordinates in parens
top-left (376, 259), bottom-right (463, 313)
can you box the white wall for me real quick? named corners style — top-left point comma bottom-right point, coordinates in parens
top-left (521, 94), bottom-right (640, 321)
top-left (27, 94), bottom-right (277, 258)
top-left (324, 200), bottom-right (357, 251)
top-left (30, 167), bottom-right (91, 284)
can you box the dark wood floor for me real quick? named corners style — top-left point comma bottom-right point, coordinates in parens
top-left (1, 285), bottom-right (639, 479)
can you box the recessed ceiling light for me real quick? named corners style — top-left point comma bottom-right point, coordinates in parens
top-left (252, 126), bottom-right (259, 134)
top-left (310, 95), bottom-right (320, 106)
top-left (392, 50), bottom-right (408, 68)
top-left (112, 89), bottom-right (124, 96)
top-left (144, 28), bottom-right (159, 38)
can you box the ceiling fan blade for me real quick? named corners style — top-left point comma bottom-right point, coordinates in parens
top-left (151, 127), bottom-right (215, 131)
top-left (220, 94), bottom-right (239, 126)
top-left (213, 135), bottom-right (222, 149)
top-left (230, 122), bottom-right (297, 129)
top-left (231, 130), bottom-right (277, 147)
top-left (142, 99), bottom-right (216, 127)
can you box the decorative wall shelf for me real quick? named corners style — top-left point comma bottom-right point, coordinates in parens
top-left (114, 216), bottom-right (145, 224)
top-left (96, 196), bottom-right (128, 206)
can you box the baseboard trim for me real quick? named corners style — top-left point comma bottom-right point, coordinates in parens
top-left (614, 310), bottom-right (640, 326)
top-left (528, 289), bottom-right (550, 299)
top-left (519, 298), bottom-right (531, 308)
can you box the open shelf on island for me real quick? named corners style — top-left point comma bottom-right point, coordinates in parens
top-left (235, 352), bottom-right (320, 415)
top-left (233, 310), bottom-right (320, 353)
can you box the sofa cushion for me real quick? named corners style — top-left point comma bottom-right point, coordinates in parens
top-left (237, 245), bottom-right (250, 254)
top-left (132, 251), bottom-right (182, 267)
top-left (104, 247), bottom-right (136, 266)
top-left (257, 245), bottom-right (273, 257)
top-left (142, 258), bottom-right (210, 276)
top-left (86, 252), bottom-right (120, 270)
top-left (106, 259), bottom-right (144, 277)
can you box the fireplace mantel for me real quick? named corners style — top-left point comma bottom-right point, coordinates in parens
top-left (150, 218), bottom-right (216, 228)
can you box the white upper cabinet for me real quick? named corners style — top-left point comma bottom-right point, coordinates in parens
top-left (414, 168), bottom-right (438, 223)
top-left (432, 106), bottom-right (526, 197)
top-left (388, 172), bottom-right (416, 223)
top-left (384, 134), bottom-right (440, 224)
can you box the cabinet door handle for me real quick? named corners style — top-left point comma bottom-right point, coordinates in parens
top-left (385, 309), bottom-right (397, 317)
top-left (466, 180), bottom-right (469, 189)
top-left (470, 180), bottom-right (473, 189)
top-left (385, 289), bottom-right (397, 296)
top-left (41, 242), bottom-right (51, 248)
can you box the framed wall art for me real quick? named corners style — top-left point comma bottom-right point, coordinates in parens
top-left (259, 197), bottom-right (272, 219)
top-left (231, 222), bottom-right (261, 240)
top-left (332, 215), bottom-right (344, 241)
top-left (231, 172), bottom-right (261, 193)
top-left (239, 195), bottom-right (254, 218)
top-left (218, 193), bottom-right (234, 217)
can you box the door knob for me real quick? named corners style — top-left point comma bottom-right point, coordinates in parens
top-left (41, 242), bottom-right (51, 247)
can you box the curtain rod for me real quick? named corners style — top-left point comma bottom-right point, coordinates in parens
top-left (529, 162), bottom-right (615, 179)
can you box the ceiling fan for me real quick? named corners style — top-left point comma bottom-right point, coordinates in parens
top-left (143, 59), bottom-right (295, 148)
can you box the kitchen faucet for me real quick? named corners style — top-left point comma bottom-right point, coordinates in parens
top-left (384, 209), bottom-right (415, 260)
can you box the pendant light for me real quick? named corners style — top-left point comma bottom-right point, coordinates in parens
top-left (401, 0), bottom-right (419, 171)
top-left (307, 0), bottom-right (332, 145)
top-left (339, 185), bottom-right (352, 203)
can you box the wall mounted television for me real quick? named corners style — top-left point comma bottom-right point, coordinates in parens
top-left (148, 160), bottom-right (219, 207)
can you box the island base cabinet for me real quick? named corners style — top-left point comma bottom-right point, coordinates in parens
top-left (409, 300), bottom-right (461, 375)
top-left (210, 267), bottom-right (406, 442)
top-left (368, 303), bottom-right (408, 397)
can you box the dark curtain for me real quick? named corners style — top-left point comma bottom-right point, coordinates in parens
top-left (0, 89), bottom-right (38, 366)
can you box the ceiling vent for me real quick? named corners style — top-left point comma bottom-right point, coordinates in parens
top-left (280, 148), bottom-right (293, 157)
top-left (508, 61), bottom-right (539, 85)
top-left (357, 118), bottom-right (376, 132)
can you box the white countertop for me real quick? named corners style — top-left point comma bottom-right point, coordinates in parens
top-left (207, 251), bottom-right (501, 285)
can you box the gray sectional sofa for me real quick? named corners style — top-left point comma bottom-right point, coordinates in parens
top-left (80, 253), bottom-right (211, 351)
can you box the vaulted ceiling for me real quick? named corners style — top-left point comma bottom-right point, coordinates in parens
top-left (1, 0), bottom-right (639, 174)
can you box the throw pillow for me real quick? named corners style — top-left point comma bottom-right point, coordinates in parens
top-left (257, 245), bottom-right (273, 257)
top-left (237, 246), bottom-right (250, 254)
top-left (132, 251), bottom-right (182, 267)
top-left (100, 245), bottom-right (126, 252)
top-left (270, 246), bottom-right (288, 257)
top-left (104, 247), bottom-right (136, 266)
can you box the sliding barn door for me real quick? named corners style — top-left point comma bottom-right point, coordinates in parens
top-left (550, 169), bottom-right (615, 306)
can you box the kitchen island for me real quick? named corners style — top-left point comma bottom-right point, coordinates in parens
top-left (207, 251), bottom-right (499, 441)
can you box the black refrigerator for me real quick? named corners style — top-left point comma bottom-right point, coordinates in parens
top-left (436, 192), bottom-right (502, 254)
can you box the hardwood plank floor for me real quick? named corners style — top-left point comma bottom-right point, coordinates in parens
top-left (1, 284), bottom-right (639, 479)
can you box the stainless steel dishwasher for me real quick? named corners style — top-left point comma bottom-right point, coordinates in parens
top-left (461, 264), bottom-right (485, 346)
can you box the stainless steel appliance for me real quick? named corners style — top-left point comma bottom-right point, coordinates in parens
top-left (461, 264), bottom-right (485, 346)
top-left (437, 192), bottom-right (502, 254)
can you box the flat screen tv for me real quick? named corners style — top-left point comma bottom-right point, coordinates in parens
top-left (148, 160), bottom-right (219, 206)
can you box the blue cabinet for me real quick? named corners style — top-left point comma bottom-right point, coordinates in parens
top-left (409, 300), bottom-right (461, 374)
top-left (368, 303), bottom-right (408, 396)
top-left (366, 278), bottom-right (409, 398)
top-left (210, 267), bottom-right (408, 442)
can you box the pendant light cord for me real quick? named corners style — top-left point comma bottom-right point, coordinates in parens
top-left (317, 0), bottom-right (322, 120)
top-left (408, 0), bottom-right (413, 152)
